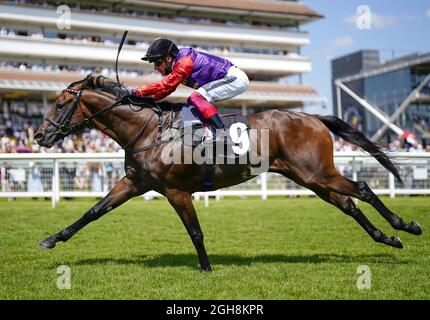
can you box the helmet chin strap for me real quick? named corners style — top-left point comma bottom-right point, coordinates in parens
top-left (164, 57), bottom-right (174, 75)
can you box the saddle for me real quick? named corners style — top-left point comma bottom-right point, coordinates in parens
top-left (126, 99), bottom-right (251, 191)
top-left (180, 105), bottom-right (251, 191)
top-left (122, 98), bottom-right (250, 159)
top-left (180, 105), bottom-right (250, 151)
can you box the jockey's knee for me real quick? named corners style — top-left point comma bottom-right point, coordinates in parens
top-left (187, 91), bottom-right (217, 120)
top-left (188, 91), bottom-right (211, 105)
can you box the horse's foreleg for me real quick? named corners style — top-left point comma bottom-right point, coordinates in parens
top-left (39, 176), bottom-right (146, 249)
top-left (165, 189), bottom-right (212, 272)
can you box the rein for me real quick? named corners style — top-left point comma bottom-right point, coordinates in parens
top-left (121, 96), bottom-right (181, 154)
top-left (46, 87), bottom-right (181, 154)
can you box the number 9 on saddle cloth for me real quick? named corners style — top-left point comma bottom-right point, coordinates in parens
top-left (180, 104), bottom-right (251, 161)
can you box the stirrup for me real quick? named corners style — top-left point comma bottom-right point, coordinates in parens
top-left (201, 128), bottom-right (224, 146)
top-left (201, 134), bottom-right (217, 146)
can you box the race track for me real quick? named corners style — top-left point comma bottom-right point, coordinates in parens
top-left (1, 197), bottom-right (428, 299)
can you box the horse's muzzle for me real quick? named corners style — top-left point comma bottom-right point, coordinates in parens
top-left (34, 130), bottom-right (58, 148)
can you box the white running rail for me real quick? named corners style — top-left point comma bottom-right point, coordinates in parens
top-left (1, 152), bottom-right (429, 208)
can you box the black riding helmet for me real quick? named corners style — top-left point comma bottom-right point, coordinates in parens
top-left (141, 38), bottom-right (179, 62)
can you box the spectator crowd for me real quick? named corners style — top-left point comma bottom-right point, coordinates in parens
top-left (0, 123), bottom-right (123, 196)
top-left (1, 119), bottom-right (429, 198)
top-left (1, 120), bottom-right (429, 155)
top-left (0, 121), bottom-right (122, 154)
top-left (333, 137), bottom-right (430, 152)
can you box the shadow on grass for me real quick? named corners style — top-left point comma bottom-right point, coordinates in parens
top-left (73, 252), bottom-right (406, 269)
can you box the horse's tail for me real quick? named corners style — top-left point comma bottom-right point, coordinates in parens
top-left (317, 115), bottom-right (403, 186)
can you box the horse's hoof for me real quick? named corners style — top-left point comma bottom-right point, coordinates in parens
top-left (201, 267), bottom-right (212, 273)
top-left (408, 221), bottom-right (422, 235)
top-left (39, 238), bottom-right (56, 249)
top-left (390, 236), bottom-right (403, 249)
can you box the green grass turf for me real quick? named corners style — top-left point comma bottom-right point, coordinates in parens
top-left (0, 196), bottom-right (428, 300)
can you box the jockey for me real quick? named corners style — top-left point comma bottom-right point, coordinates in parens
top-left (130, 38), bottom-right (249, 144)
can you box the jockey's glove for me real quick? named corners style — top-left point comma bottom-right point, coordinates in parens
top-left (113, 86), bottom-right (130, 99)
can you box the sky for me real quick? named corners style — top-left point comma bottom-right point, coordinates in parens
top-left (300, 0), bottom-right (430, 115)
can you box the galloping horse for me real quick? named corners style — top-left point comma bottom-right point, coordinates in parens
top-left (35, 74), bottom-right (422, 272)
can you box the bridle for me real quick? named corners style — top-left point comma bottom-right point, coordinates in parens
top-left (45, 86), bottom-right (180, 153)
top-left (45, 87), bottom-right (123, 137)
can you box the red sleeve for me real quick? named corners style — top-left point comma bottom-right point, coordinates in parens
top-left (136, 56), bottom-right (194, 101)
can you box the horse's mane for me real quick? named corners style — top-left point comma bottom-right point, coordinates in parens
top-left (92, 74), bottom-right (122, 96)
top-left (74, 73), bottom-right (182, 111)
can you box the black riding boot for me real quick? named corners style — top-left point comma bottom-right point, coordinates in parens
top-left (207, 114), bottom-right (225, 129)
top-left (202, 114), bottom-right (225, 145)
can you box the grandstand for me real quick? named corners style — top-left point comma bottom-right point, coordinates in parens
top-left (0, 0), bottom-right (325, 132)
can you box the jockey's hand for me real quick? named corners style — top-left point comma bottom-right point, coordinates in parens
top-left (130, 88), bottom-right (152, 98)
top-left (113, 86), bottom-right (130, 99)
top-left (130, 88), bottom-right (140, 97)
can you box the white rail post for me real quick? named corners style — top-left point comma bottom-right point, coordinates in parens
top-left (51, 159), bottom-right (56, 208)
top-left (352, 156), bottom-right (357, 182)
top-left (261, 172), bottom-right (267, 200)
top-left (352, 156), bottom-right (359, 205)
top-left (389, 173), bottom-right (395, 198)
top-left (54, 158), bottom-right (60, 203)
top-left (204, 193), bottom-right (209, 207)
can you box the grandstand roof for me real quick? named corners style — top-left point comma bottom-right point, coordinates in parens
top-left (126, 0), bottom-right (323, 22)
top-left (0, 4), bottom-right (312, 51)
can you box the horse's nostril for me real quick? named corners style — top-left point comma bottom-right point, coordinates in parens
top-left (34, 133), bottom-right (44, 141)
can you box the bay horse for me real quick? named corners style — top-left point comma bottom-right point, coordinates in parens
top-left (34, 74), bottom-right (422, 272)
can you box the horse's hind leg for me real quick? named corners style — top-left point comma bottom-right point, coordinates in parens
top-left (315, 173), bottom-right (422, 236)
top-left (355, 181), bottom-right (422, 235)
top-left (310, 188), bottom-right (403, 248)
top-left (39, 176), bottom-right (147, 249)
